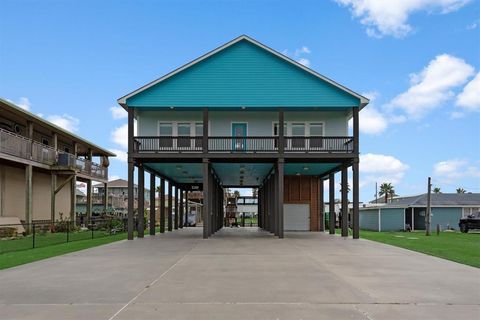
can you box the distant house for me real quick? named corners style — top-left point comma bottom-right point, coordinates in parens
top-left (360, 193), bottom-right (480, 231)
top-left (90, 179), bottom-right (150, 214)
top-left (236, 196), bottom-right (258, 218)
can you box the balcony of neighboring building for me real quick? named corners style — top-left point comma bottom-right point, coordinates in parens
top-left (0, 128), bottom-right (108, 181)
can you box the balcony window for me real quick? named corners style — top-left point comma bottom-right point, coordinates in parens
top-left (291, 123), bottom-right (305, 148)
top-left (159, 123), bottom-right (173, 148)
top-left (195, 123), bottom-right (203, 149)
top-left (309, 123), bottom-right (324, 148)
top-left (178, 123), bottom-right (191, 148)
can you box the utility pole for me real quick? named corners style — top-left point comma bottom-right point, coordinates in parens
top-left (426, 177), bottom-right (432, 236)
top-left (375, 182), bottom-right (378, 204)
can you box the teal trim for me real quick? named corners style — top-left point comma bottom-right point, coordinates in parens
top-left (126, 40), bottom-right (360, 108)
top-left (284, 163), bottom-right (340, 176)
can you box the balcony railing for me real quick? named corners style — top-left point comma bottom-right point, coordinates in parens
top-left (0, 128), bottom-right (108, 180)
top-left (133, 136), bottom-right (354, 154)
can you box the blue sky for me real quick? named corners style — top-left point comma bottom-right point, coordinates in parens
top-left (1, 0), bottom-right (479, 201)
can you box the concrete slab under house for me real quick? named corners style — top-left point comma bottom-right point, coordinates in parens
top-left (117, 35), bottom-right (369, 240)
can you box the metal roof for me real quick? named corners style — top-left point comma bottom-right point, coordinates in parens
top-left (374, 193), bottom-right (480, 208)
top-left (0, 98), bottom-right (115, 157)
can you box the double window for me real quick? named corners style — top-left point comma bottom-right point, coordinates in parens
top-left (158, 122), bottom-right (203, 149)
top-left (273, 122), bottom-right (324, 149)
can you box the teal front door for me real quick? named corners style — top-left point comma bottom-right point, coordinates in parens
top-left (232, 123), bottom-right (247, 151)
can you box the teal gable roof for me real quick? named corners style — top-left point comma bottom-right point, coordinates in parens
top-left (122, 36), bottom-right (365, 109)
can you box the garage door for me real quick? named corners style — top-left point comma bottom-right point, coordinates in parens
top-left (284, 204), bottom-right (310, 231)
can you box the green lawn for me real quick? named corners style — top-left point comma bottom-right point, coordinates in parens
top-left (354, 230), bottom-right (480, 268)
top-left (0, 232), bottom-right (127, 270)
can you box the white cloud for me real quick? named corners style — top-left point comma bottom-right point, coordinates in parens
top-left (466, 19), bottom-right (478, 30)
top-left (335, 0), bottom-right (471, 38)
top-left (109, 149), bottom-right (127, 162)
top-left (46, 114), bottom-right (80, 132)
top-left (297, 58), bottom-right (311, 67)
top-left (111, 123), bottom-right (128, 149)
top-left (456, 72), bottom-right (480, 112)
top-left (388, 54), bottom-right (474, 119)
top-left (449, 111), bottom-right (465, 119)
top-left (349, 91), bottom-right (389, 135)
top-left (433, 159), bottom-right (480, 183)
top-left (295, 46), bottom-right (311, 56)
top-left (7, 97), bottom-right (31, 111)
top-left (110, 105), bottom-right (128, 119)
top-left (360, 153), bottom-right (409, 187)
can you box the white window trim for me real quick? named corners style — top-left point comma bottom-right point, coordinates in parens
top-left (271, 121), bottom-right (325, 136)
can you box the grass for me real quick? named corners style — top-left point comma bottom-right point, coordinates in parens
top-left (351, 229), bottom-right (480, 268)
top-left (0, 232), bottom-right (127, 270)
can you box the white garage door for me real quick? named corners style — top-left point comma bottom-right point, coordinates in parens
top-left (284, 204), bottom-right (310, 231)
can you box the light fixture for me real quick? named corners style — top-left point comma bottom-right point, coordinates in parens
top-left (182, 171), bottom-right (188, 175)
top-left (303, 166), bottom-right (309, 171)
top-left (296, 172), bottom-right (301, 176)
top-left (169, 106), bottom-right (175, 110)
top-left (241, 106), bottom-right (246, 110)
top-left (176, 165), bottom-right (182, 170)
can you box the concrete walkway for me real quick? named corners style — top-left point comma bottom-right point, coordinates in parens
top-left (0, 228), bottom-right (478, 320)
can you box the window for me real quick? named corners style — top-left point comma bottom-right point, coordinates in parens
top-left (177, 123), bottom-right (191, 148)
top-left (195, 123), bottom-right (203, 148)
top-left (41, 137), bottom-right (49, 146)
top-left (310, 123), bottom-right (324, 148)
top-left (159, 123), bottom-right (173, 148)
top-left (64, 147), bottom-right (70, 154)
top-left (291, 123), bottom-right (305, 148)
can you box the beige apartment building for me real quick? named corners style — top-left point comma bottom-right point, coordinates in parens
top-left (0, 98), bottom-right (114, 226)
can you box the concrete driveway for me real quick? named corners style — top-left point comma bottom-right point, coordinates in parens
top-left (0, 227), bottom-right (478, 320)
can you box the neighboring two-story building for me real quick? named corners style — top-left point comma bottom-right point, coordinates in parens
top-left (93, 178), bottom-right (151, 214)
top-left (118, 35), bottom-right (367, 239)
top-left (0, 98), bottom-right (114, 227)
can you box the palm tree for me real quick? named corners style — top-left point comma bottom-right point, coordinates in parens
top-left (433, 187), bottom-right (441, 194)
top-left (234, 190), bottom-right (240, 198)
top-left (340, 182), bottom-right (350, 193)
top-left (379, 183), bottom-right (395, 203)
top-left (456, 188), bottom-right (466, 194)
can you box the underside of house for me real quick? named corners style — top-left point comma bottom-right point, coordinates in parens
top-left (118, 35), bottom-right (368, 239)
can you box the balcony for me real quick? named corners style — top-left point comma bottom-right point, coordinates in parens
top-left (133, 136), bottom-right (354, 154)
top-left (0, 128), bottom-right (108, 180)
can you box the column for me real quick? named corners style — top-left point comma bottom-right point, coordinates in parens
top-left (174, 185), bottom-right (179, 230)
top-left (352, 107), bottom-right (360, 239)
top-left (149, 173), bottom-right (156, 235)
top-left (160, 178), bottom-right (165, 233)
top-left (341, 166), bottom-right (348, 237)
top-left (70, 142), bottom-right (77, 225)
top-left (168, 181), bottom-right (173, 231)
top-left (184, 190), bottom-right (188, 228)
top-left (277, 159), bottom-right (284, 238)
top-left (25, 165), bottom-right (33, 232)
top-left (352, 160), bottom-right (360, 239)
top-left (50, 173), bottom-right (56, 223)
top-left (319, 177), bottom-right (324, 231)
top-left (103, 182), bottom-right (108, 215)
top-left (127, 107), bottom-right (135, 240)
top-left (329, 173), bottom-right (335, 234)
top-left (179, 188), bottom-right (184, 228)
top-left (202, 159), bottom-right (210, 239)
top-left (137, 165), bottom-right (145, 238)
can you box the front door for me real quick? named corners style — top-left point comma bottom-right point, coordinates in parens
top-left (232, 123), bottom-right (247, 151)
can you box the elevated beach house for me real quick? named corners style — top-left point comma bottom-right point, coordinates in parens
top-left (118, 35), bottom-right (368, 239)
